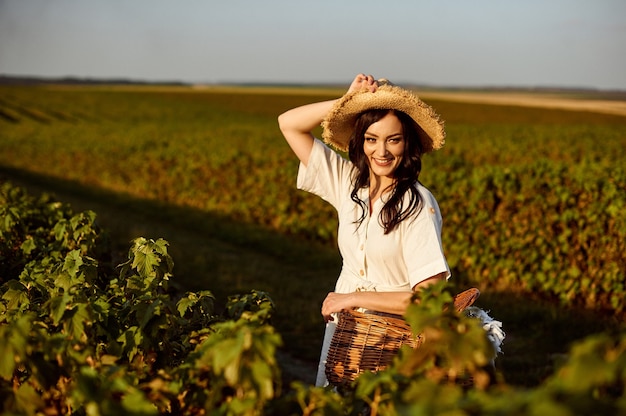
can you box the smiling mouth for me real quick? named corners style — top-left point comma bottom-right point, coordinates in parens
top-left (373, 158), bottom-right (393, 166)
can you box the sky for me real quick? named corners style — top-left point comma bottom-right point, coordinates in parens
top-left (1, 0), bottom-right (625, 90)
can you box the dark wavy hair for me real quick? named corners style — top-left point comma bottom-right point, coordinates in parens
top-left (347, 109), bottom-right (424, 234)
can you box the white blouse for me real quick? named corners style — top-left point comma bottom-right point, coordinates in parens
top-left (297, 139), bottom-right (450, 294)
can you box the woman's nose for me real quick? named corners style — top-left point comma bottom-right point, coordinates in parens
top-left (376, 141), bottom-right (389, 155)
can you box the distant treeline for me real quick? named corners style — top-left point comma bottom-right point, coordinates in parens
top-left (0, 74), bottom-right (188, 86)
top-left (1, 74), bottom-right (625, 97)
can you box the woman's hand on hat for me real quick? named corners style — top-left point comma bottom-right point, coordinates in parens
top-left (348, 73), bottom-right (378, 94)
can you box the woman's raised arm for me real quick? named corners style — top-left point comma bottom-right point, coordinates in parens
top-left (277, 74), bottom-right (378, 166)
top-left (277, 99), bottom-right (336, 166)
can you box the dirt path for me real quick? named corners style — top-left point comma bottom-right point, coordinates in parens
top-left (417, 90), bottom-right (626, 117)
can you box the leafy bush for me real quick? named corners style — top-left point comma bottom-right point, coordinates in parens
top-left (0, 181), bottom-right (99, 285)
top-left (432, 160), bottom-right (626, 314)
top-left (0, 182), bottom-right (280, 414)
top-left (1, 182), bottom-right (625, 415)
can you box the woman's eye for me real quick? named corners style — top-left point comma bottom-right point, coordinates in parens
top-left (365, 137), bottom-right (376, 143)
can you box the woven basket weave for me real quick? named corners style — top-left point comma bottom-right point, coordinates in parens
top-left (325, 288), bottom-right (480, 386)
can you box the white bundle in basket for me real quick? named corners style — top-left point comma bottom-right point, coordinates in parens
top-left (464, 306), bottom-right (506, 355)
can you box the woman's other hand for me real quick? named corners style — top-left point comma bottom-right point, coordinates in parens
top-left (321, 292), bottom-right (355, 322)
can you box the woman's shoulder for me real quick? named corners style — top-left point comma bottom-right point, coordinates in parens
top-left (414, 182), bottom-right (437, 202)
top-left (300, 138), bottom-right (354, 192)
top-left (411, 182), bottom-right (443, 221)
top-left (311, 138), bottom-right (353, 171)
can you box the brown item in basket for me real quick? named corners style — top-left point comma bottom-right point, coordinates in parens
top-left (325, 288), bottom-right (480, 386)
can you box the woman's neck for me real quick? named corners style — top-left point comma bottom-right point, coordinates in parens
top-left (369, 174), bottom-right (394, 206)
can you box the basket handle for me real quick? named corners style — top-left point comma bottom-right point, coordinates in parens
top-left (453, 288), bottom-right (480, 312)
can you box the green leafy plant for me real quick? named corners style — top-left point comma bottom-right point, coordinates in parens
top-left (0, 183), bottom-right (284, 414)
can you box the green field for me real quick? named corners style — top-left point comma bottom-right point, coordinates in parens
top-left (1, 83), bottom-right (625, 387)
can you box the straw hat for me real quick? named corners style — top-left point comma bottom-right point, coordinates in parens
top-left (321, 80), bottom-right (445, 153)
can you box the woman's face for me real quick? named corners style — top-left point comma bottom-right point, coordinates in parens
top-left (362, 112), bottom-right (405, 180)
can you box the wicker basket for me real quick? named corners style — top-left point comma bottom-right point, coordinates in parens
top-left (325, 288), bottom-right (480, 386)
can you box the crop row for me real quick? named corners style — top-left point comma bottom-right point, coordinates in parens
top-left (0, 85), bottom-right (625, 315)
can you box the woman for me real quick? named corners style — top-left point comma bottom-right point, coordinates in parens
top-left (278, 74), bottom-right (450, 386)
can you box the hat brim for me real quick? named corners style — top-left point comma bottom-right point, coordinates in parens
top-left (321, 84), bottom-right (445, 153)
